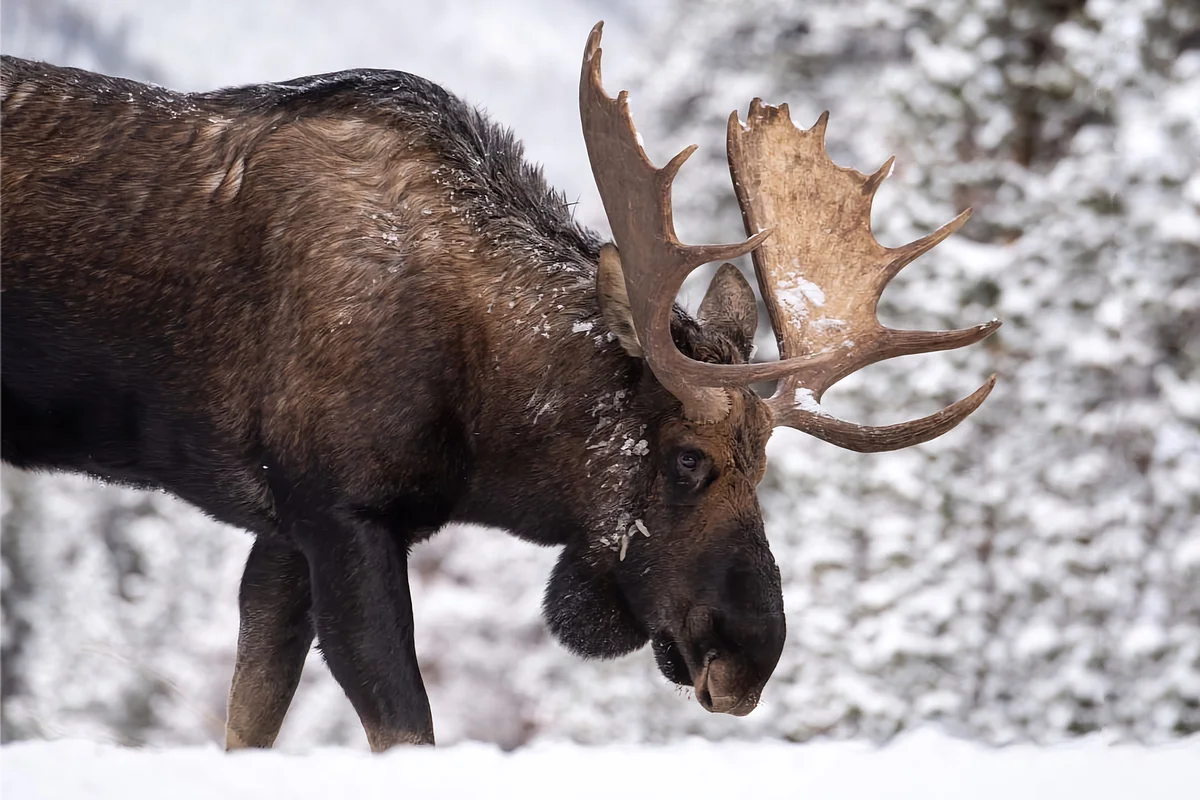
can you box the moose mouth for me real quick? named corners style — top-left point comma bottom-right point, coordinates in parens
top-left (652, 632), bottom-right (759, 716)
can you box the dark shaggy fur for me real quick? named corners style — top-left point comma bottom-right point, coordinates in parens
top-left (1, 56), bottom-right (784, 749)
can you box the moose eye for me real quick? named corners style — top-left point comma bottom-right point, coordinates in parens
top-left (676, 450), bottom-right (702, 473)
top-left (670, 449), bottom-right (713, 497)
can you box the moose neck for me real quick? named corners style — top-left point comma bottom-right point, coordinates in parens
top-left (452, 241), bottom-right (654, 552)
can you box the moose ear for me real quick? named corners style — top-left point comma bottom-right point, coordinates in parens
top-left (698, 263), bottom-right (758, 359)
top-left (596, 244), bottom-right (644, 358)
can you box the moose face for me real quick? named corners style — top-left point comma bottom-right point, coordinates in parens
top-left (623, 264), bottom-right (785, 715)
top-left (632, 390), bottom-right (785, 715)
top-left (542, 365), bottom-right (787, 716)
top-left (542, 251), bottom-right (785, 715)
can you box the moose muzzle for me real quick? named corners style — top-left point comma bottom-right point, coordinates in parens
top-left (652, 547), bottom-right (786, 715)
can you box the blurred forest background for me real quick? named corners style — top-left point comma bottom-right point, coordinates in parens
top-left (1, 0), bottom-right (1197, 750)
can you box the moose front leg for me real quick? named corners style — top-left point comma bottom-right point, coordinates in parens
top-left (226, 535), bottom-right (315, 750)
top-left (298, 509), bottom-right (435, 750)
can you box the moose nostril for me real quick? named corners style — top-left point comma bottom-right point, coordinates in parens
top-left (707, 694), bottom-right (740, 714)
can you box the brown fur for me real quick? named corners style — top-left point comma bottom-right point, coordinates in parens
top-left (1, 56), bottom-right (785, 748)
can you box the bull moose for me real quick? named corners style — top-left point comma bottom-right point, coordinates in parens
top-left (0, 23), bottom-right (999, 749)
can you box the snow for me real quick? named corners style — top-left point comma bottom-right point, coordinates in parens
top-left (775, 268), bottom-right (827, 321)
top-left (4, 732), bottom-right (1199, 800)
top-left (792, 387), bottom-right (830, 417)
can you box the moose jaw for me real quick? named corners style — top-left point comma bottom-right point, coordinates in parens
top-left (0, 22), bottom-right (999, 750)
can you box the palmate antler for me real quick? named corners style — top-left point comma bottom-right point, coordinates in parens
top-left (726, 102), bottom-right (1000, 451)
top-left (580, 22), bottom-right (1000, 448)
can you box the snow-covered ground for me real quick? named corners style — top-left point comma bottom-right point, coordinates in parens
top-left (5, 731), bottom-right (1199, 800)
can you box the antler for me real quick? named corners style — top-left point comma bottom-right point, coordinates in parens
top-left (726, 101), bottom-right (1000, 452)
top-left (580, 22), bottom-right (780, 422)
top-left (581, 23), bottom-right (999, 442)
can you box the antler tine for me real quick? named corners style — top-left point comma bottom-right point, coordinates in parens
top-left (880, 208), bottom-right (973, 286)
top-left (726, 100), bottom-right (1000, 448)
top-left (767, 375), bottom-right (997, 452)
top-left (883, 320), bottom-right (1002, 361)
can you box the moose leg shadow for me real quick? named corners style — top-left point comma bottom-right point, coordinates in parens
top-left (226, 535), bottom-right (314, 750)
top-left (293, 506), bottom-right (435, 750)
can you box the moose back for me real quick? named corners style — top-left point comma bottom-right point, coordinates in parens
top-left (0, 24), bottom-right (998, 749)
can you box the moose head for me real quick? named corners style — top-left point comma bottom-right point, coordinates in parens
top-left (542, 24), bottom-right (1000, 716)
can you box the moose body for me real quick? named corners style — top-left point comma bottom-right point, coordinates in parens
top-left (1, 57), bottom-right (623, 543)
top-left (1, 24), bottom-right (997, 750)
top-left (1, 51), bottom-right (782, 749)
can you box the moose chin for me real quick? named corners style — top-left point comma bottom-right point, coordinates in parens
top-left (0, 22), bottom-right (998, 750)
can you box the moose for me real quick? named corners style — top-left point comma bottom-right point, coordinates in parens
top-left (1, 23), bottom-right (998, 750)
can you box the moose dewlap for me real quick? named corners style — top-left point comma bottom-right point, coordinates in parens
top-left (0, 22), bottom-right (998, 749)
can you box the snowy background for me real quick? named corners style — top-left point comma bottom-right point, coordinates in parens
top-left (2, 0), bottom-right (1198, 755)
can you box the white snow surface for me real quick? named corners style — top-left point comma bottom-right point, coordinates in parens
top-left (4, 731), bottom-right (1199, 800)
